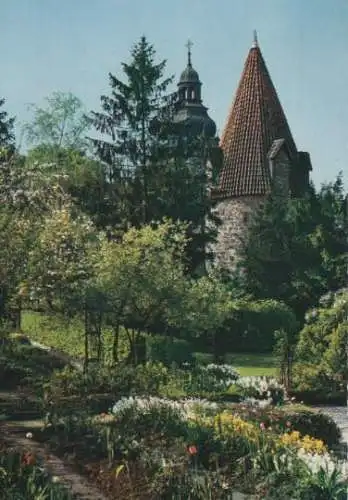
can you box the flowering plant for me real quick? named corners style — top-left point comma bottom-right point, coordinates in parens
top-left (277, 430), bottom-right (327, 455)
top-left (237, 376), bottom-right (286, 405)
top-left (111, 396), bottom-right (218, 420)
top-left (0, 448), bottom-right (73, 499)
top-left (198, 363), bottom-right (239, 388)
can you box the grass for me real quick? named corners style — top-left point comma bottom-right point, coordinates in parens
top-left (22, 311), bottom-right (277, 376)
top-left (226, 353), bottom-right (278, 377)
top-left (21, 310), bottom-right (129, 363)
top-left (193, 351), bottom-right (277, 377)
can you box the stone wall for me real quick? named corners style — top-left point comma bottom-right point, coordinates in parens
top-left (212, 195), bottom-right (265, 270)
top-left (270, 148), bottom-right (290, 196)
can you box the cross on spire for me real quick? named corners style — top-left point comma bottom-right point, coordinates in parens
top-left (185, 39), bottom-right (193, 66)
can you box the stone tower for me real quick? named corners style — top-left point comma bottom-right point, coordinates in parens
top-left (213, 33), bottom-right (312, 270)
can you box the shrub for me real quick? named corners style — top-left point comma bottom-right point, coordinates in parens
top-left (44, 362), bottom-right (170, 421)
top-left (181, 364), bottom-right (240, 395)
top-left (212, 299), bottom-right (298, 354)
top-left (286, 410), bottom-right (342, 450)
top-left (292, 288), bottom-right (347, 401)
top-left (0, 342), bottom-right (65, 390)
top-left (218, 404), bottom-right (341, 450)
top-left (146, 335), bottom-right (194, 366)
top-left (237, 376), bottom-right (286, 406)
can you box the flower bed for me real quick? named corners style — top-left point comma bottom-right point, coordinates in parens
top-left (41, 393), bottom-right (347, 499)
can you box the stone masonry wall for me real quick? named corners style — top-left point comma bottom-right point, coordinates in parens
top-left (271, 148), bottom-right (290, 196)
top-left (212, 196), bottom-right (265, 270)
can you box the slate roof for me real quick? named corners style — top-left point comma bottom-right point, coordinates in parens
top-left (217, 42), bottom-right (298, 198)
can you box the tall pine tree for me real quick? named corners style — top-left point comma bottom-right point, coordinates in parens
top-left (89, 37), bottom-right (221, 273)
top-left (89, 36), bottom-right (173, 229)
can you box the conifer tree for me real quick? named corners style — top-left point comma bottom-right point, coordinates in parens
top-left (241, 177), bottom-right (347, 322)
top-left (89, 36), bottom-right (173, 229)
top-left (0, 98), bottom-right (15, 150)
top-left (90, 37), bottom-right (221, 273)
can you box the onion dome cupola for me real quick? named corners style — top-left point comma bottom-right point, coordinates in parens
top-left (173, 40), bottom-right (216, 138)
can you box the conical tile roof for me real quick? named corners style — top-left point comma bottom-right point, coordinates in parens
top-left (218, 40), bottom-right (297, 198)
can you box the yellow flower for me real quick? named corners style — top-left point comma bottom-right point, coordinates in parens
top-left (277, 431), bottom-right (327, 454)
top-left (212, 412), bottom-right (259, 441)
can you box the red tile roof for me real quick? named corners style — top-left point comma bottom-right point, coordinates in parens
top-left (217, 44), bottom-right (297, 198)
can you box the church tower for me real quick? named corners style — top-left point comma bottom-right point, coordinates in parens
top-left (213, 33), bottom-right (312, 270)
top-left (173, 40), bottom-right (217, 140)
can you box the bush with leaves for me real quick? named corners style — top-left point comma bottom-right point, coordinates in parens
top-left (292, 288), bottom-right (348, 400)
top-left (22, 204), bottom-right (99, 313)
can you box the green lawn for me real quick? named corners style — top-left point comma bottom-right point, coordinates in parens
top-left (226, 353), bottom-right (277, 377)
top-left (22, 311), bottom-right (277, 376)
top-left (21, 311), bottom-right (129, 363)
top-left (194, 352), bottom-right (277, 377)
top-left (22, 311), bottom-right (87, 358)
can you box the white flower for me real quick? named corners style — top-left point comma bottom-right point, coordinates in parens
top-left (111, 396), bottom-right (218, 420)
top-left (297, 449), bottom-right (348, 478)
top-left (237, 376), bottom-right (286, 403)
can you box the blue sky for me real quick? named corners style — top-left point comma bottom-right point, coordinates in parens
top-left (1, 0), bottom-right (347, 188)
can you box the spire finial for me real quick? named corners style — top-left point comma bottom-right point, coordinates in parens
top-left (185, 39), bottom-right (193, 66)
top-left (252, 30), bottom-right (258, 48)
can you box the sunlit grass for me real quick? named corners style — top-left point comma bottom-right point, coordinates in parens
top-left (22, 311), bottom-right (277, 376)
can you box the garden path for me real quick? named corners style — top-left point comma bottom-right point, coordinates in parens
top-left (0, 413), bottom-right (108, 500)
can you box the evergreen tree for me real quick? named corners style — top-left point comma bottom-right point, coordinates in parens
top-left (0, 98), bottom-right (15, 150)
top-left (147, 134), bottom-right (221, 274)
top-left (89, 36), bottom-right (173, 229)
top-left (89, 36), bottom-right (221, 273)
top-left (241, 177), bottom-right (347, 322)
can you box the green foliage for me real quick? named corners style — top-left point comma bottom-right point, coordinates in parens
top-left (240, 177), bottom-right (347, 322)
top-left (44, 362), bottom-right (170, 422)
top-left (146, 335), bottom-right (194, 366)
top-left (23, 91), bottom-right (89, 150)
top-left (195, 297), bottom-right (297, 356)
top-left (0, 154), bottom-right (77, 320)
top-left (299, 467), bottom-right (348, 500)
top-left (0, 98), bottom-right (15, 150)
top-left (93, 220), bottom-right (191, 362)
top-left (292, 288), bottom-right (347, 399)
top-left (23, 205), bottom-right (99, 313)
top-left (0, 341), bottom-right (65, 392)
top-left (22, 310), bottom-right (129, 363)
top-left (89, 36), bottom-right (173, 228)
top-left (0, 448), bottom-right (73, 499)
